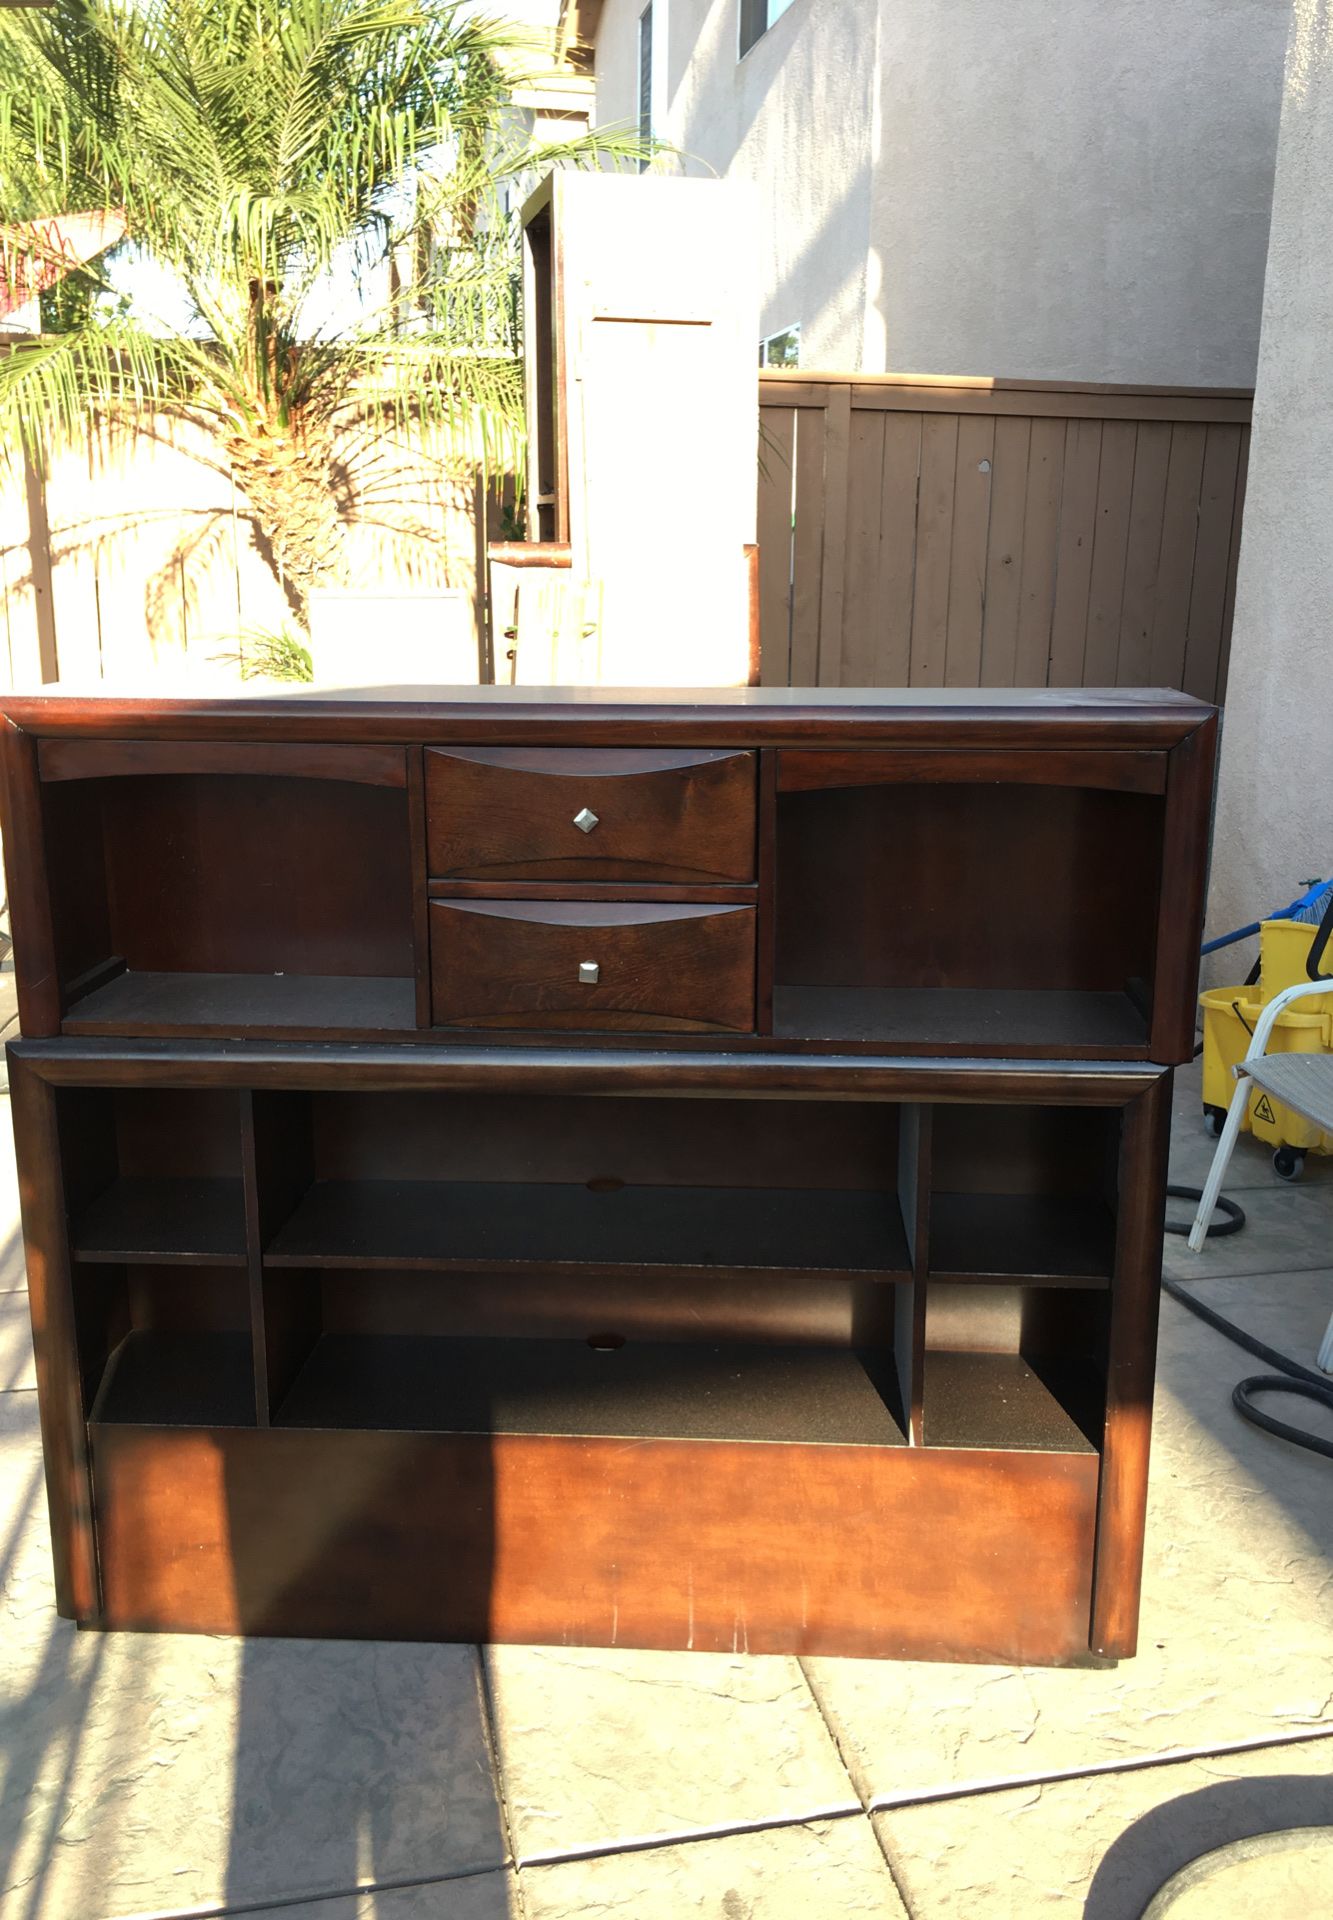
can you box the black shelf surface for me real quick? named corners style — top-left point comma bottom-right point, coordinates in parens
top-left (274, 1334), bottom-right (910, 1445)
top-left (89, 1329), bottom-right (256, 1427)
top-left (72, 1178), bottom-right (248, 1266)
top-left (63, 970), bottom-right (417, 1038)
top-left (929, 1193), bottom-right (1115, 1286)
top-left (772, 985), bottom-right (1148, 1051)
top-left (264, 1180), bottom-right (912, 1281)
top-left (923, 1351), bottom-right (1101, 1454)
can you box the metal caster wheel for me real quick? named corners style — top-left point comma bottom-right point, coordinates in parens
top-left (1202, 1105), bottom-right (1226, 1138)
top-left (1273, 1146), bottom-right (1306, 1182)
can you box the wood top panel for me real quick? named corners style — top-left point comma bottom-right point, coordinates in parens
top-left (1, 685), bottom-right (1216, 751)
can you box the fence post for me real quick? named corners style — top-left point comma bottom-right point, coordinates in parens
top-left (22, 445), bottom-right (58, 684)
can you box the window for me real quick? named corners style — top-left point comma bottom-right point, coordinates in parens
top-left (759, 323), bottom-right (801, 369)
top-left (740, 0), bottom-right (796, 59)
top-left (638, 5), bottom-right (653, 170)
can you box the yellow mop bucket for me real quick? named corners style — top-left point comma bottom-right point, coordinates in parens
top-left (1199, 982), bottom-right (1333, 1165)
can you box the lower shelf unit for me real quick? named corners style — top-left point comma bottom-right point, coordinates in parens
top-left (10, 1042), bottom-right (1172, 1666)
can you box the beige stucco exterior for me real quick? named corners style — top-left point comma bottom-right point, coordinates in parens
top-left (1206, 0), bottom-right (1333, 947)
top-left (592, 0), bottom-right (1290, 383)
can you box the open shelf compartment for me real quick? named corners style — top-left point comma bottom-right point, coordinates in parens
top-left (255, 1091), bottom-right (915, 1285)
top-left (927, 1104), bottom-right (1118, 1287)
top-left (41, 753), bottom-right (418, 1037)
top-left (773, 770), bottom-right (1165, 1055)
top-left (62, 1088), bottom-right (247, 1264)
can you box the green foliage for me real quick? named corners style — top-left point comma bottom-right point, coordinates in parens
top-left (0, 0), bottom-right (649, 619)
top-left (210, 621), bottom-right (315, 682)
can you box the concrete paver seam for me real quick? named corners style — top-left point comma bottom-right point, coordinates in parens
top-left (110, 1857), bottom-right (513, 1920)
top-left (473, 1643), bottom-right (530, 1919)
top-left (864, 1721), bottom-right (1333, 1815)
top-left (513, 1800), bottom-right (866, 1872)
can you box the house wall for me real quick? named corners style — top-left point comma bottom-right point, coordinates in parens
top-left (1206, 0), bottom-right (1333, 950)
top-left (595, 0), bottom-right (876, 368)
top-left (595, 0), bottom-right (1289, 383)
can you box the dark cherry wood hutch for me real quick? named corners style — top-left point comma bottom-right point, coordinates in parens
top-left (1, 685), bottom-right (1216, 1665)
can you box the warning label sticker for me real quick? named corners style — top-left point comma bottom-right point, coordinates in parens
top-left (1254, 1094), bottom-right (1277, 1125)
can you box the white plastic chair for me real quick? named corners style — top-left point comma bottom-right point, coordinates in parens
top-left (1188, 973), bottom-right (1333, 1372)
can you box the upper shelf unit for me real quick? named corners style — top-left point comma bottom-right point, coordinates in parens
top-left (0, 691), bottom-right (1216, 1059)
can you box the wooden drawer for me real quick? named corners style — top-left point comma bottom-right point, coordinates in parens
top-left (430, 899), bottom-right (755, 1031)
top-left (425, 747), bottom-right (756, 882)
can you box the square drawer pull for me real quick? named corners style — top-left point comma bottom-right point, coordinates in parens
top-left (573, 807), bottom-right (600, 834)
top-left (578, 961), bottom-right (600, 985)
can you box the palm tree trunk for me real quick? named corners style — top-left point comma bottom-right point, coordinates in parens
top-left (224, 428), bottom-right (348, 629)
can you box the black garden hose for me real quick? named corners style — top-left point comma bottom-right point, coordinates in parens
top-left (1163, 1185), bottom-right (1333, 1461)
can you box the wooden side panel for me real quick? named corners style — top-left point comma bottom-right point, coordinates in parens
top-left (1092, 1073), bottom-right (1172, 1657)
top-left (8, 1056), bottom-right (99, 1617)
top-left (91, 1424), bottom-right (1098, 1664)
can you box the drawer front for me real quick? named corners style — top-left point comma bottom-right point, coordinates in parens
top-left (431, 899), bottom-right (756, 1031)
top-left (425, 747), bottom-right (756, 882)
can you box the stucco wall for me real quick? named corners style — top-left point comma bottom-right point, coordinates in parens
top-left (596, 0), bottom-right (877, 367)
top-left (875, 1), bottom-right (1288, 382)
top-left (1207, 0), bottom-right (1333, 948)
top-left (594, 0), bottom-right (1288, 382)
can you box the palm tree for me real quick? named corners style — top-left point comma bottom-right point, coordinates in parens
top-left (0, 0), bottom-right (642, 627)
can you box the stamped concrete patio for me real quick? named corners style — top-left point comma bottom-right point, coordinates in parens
top-left (0, 1006), bottom-right (1329, 1919)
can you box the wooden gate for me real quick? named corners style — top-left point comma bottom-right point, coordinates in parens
top-left (756, 373), bottom-right (1252, 697)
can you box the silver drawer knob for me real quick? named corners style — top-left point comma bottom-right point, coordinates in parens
top-left (573, 806), bottom-right (599, 833)
top-left (578, 961), bottom-right (600, 985)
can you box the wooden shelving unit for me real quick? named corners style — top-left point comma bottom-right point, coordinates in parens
top-left (1, 687), bottom-right (1216, 1665)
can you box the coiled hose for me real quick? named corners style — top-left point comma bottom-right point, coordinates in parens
top-left (1164, 1185), bottom-right (1333, 1460)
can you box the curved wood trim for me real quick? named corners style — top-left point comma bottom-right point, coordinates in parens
top-left (37, 740), bottom-right (407, 788)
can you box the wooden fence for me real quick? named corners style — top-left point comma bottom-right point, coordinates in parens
top-left (756, 372), bottom-right (1252, 697)
top-left (2, 373), bottom-right (1253, 696)
top-left (0, 416), bottom-right (487, 691)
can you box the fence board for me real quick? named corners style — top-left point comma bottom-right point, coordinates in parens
top-left (1116, 422), bottom-right (1171, 686)
top-left (1083, 419), bottom-right (1137, 685)
top-left (1148, 424), bottom-right (1207, 690)
top-left (756, 405), bottom-right (796, 687)
top-left (1214, 425), bottom-right (1251, 704)
top-left (1182, 425), bottom-right (1244, 702)
top-left (944, 415), bottom-right (994, 686)
top-left (979, 416), bottom-right (1031, 685)
top-left (758, 374), bottom-right (1251, 697)
top-left (1013, 417), bottom-right (1065, 685)
top-left (839, 410), bottom-right (888, 685)
top-left (816, 384), bottom-right (852, 684)
top-left (788, 403), bottom-right (828, 686)
top-left (910, 414), bottom-right (959, 686)
top-left (1047, 419), bottom-right (1103, 685)
top-left (875, 413), bottom-right (922, 686)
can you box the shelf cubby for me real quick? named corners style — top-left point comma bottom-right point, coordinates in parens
top-left (40, 757), bottom-right (418, 1038)
top-left (62, 1089), bottom-right (247, 1265)
top-left (270, 1331), bottom-right (909, 1446)
top-left (921, 1282), bottom-right (1109, 1455)
top-left (773, 776), bottom-right (1164, 1055)
top-left (78, 1267), bottom-right (257, 1427)
top-left (90, 1327), bottom-right (257, 1428)
top-left (926, 1104), bottom-right (1119, 1287)
top-left (254, 1090), bottom-right (916, 1287)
